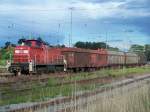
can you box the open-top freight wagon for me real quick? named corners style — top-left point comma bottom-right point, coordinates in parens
top-left (9, 39), bottom-right (146, 74)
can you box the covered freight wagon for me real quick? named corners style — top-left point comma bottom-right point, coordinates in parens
top-left (125, 52), bottom-right (139, 65)
top-left (107, 51), bottom-right (125, 66)
top-left (137, 53), bottom-right (147, 65)
top-left (61, 48), bottom-right (107, 71)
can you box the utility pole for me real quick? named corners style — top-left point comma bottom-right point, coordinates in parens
top-left (104, 21), bottom-right (109, 50)
top-left (106, 31), bottom-right (108, 49)
top-left (69, 7), bottom-right (74, 47)
top-left (124, 29), bottom-right (134, 51)
top-left (57, 23), bottom-right (61, 45)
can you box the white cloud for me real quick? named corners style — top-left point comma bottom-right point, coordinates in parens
top-left (71, 0), bottom-right (150, 19)
top-left (71, 1), bottom-right (125, 19)
top-left (0, 2), bottom-right (71, 23)
top-left (0, 0), bottom-right (149, 46)
top-left (0, 0), bottom-right (149, 20)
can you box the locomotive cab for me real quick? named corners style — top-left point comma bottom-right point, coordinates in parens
top-left (9, 41), bottom-right (30, 74)
top-left (9, 40), bottom-right (44, 74)
top-left (14, 46), bottom-right (30, 63)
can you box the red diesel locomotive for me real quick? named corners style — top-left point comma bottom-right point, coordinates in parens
top-left (9, 40), bottom-right (64, 74)
top-left (9, 39), bottom-right (146, 74)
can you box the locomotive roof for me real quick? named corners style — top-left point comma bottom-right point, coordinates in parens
top-left (25, 39), bottom-right (44, 43)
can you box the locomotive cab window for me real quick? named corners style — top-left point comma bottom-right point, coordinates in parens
top-left (35, 41), bottom-right (42, 48)
top-left (23, 40), bottom-right (42, 47)
top-left (25, 41), bottom-right (32, 47)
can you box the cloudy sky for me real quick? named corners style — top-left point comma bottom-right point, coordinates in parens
top-left (0, 0), bottom-right (150, 49)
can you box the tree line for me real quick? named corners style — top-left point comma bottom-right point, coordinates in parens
top-left (74, 41), bottom-right (119, 51)
top-left (129, 44), bottom-right (150, 61)
top-left (74, 42), bottom-right (150, 61)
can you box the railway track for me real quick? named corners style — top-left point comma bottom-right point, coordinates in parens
top-left (0, 70), bottom-right (112, 89)
top-left (0, 76), bottom-right (112, 96)
top-left (0, 73), bottom-right (14, 78)
top-left (1, 74), bottom-right (150, 112)
top-left (0, 70), bottom-right (148, 100)
top-left (0, 72), bottom-right (76, 82)
top-left (0, 73), bottom-right (55, 79)
top-left (0, 73), bottom-right (67, 85)
top-left (0, 66), bottom-right (148, 83)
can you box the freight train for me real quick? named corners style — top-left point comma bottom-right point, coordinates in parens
top-left (9, 39), bottom-right (146, 75)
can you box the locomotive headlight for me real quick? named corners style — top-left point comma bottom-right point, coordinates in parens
top-left (15, 50), bottom-right (29, 54)
top-left (15, 50), bottom-right (20, 53)
top-left (23, 50), bottom-right (29, 54)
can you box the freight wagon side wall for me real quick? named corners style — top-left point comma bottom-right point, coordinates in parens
top-left (90, 53), bottom-right (97, 67)
top-left (62, 51), bottom-right (75, 67)
top-left (47, 48), bottom-right (64, 65)
top-left (99, 54), bottom-right (108, 66)
top-left (93, 53), bottom-right (107, 67)
top-left (125, 53), bottom-right (139, 65)
top-left (62, 51), bottom-right (91, 68)
top-left (62, 48), bottom-right (108, 69)
top-left (75, 52), bottom-right (91, 68)
top-left (107, 51), bottom-right (125, 66)
top-left (138, 53), bottom-right (147, 64)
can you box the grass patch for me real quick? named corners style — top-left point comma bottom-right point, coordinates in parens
top-left (62, 66), bottom-right (150, 82)
top-left (1, 66), bottom-right (150, 106)
top-left (76, 84), bottom-right (150, 112)
top-left (0, 82), bottom-right (97, 105)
